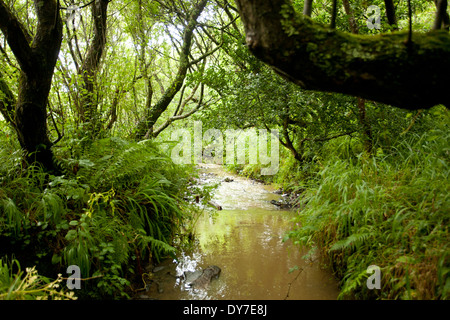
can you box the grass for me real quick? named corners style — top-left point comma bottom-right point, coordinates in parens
top-left (286, 127), bottom-right (449, 299)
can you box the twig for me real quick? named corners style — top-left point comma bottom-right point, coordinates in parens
top-left (401, 109), bottom-right (422, 135)
top-left (60, 274), bottom-right (104, 281)
top-left (48, 102), bottom-right (64, 145)
top-left (208, 200), bottom-right (222, 210)
top-left (284, 267), bottom-right (303, 300)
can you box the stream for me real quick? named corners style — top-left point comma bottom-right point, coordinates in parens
top-left (140, 164), bottom-right (339, 300)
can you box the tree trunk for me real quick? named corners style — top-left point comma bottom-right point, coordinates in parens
top-left (133, 0), bottom-right (208, 140)
top-left (0, 0), bottom-right (63, 172)
top-left (384, 0), bottom-right (398, 30)
top-left (303, 0), bottom-right (313, 17)
top-left (343, 0), bottom-right (373, 154)
top-left (279, 117), bottom-right (304, 163)
top-left (78, 0), bottom-right (109, 136)
top-left (433, 0), bottom-right (449, 30)
top-left (357, 98), bottom-right (373, 154)
top-left (330, 0), bottom-right (337, 29)
top-left (234, 0), bottom-right (450, 110)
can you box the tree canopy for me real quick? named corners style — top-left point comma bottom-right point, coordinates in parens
top-left (0, 0), bottom-right (448, 171)
top-left (0, 0), bottom-right (448, 301)
top-left (235, 0), bottom-right (450, 110)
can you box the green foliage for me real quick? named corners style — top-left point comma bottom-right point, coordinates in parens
top-left (0, 0), bottom-right (447, 301)
top-left (0, 258), bottom-right (76, 300)
top-left (286, 122), bottom-right (449, 299)
top-left (0, 137), bottom-right (197, 299)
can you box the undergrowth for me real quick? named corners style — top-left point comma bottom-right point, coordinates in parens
top-left (0, 137), bottom-right (197, 299)
top-left (286, 127), bottom-right (449, 299)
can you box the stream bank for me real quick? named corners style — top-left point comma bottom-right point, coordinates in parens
top-left (136, 164), bottom-right (339, 300)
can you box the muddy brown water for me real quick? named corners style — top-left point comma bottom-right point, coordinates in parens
top-left (141, 164), bottom-right (339, 300)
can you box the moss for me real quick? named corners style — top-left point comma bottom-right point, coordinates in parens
top-left (247, 0), bottom-right (450, 108)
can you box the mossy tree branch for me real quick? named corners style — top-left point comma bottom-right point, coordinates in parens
top-left (235, 0), bottom-right (450, 110)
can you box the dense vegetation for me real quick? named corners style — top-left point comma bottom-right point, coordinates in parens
top-left (284, 113), bottom-right (449, 299)
top-left (0, 0), bottom-right (448, 299)
top-left (0, 136), bottom-right (204, 298)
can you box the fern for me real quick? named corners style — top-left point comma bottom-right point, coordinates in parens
top-left (138, 234), bottom-right (176, 258)
top-left (330, 230), bottom-right (375, 252)
top-left (83, 138), bottom-right (171, 190)
top-left (287, 127), bottom-right (449, 299)
top-left (0, 134), bottom-right (195, 298)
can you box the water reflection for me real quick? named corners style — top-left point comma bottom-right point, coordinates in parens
top-left (143, 164), bottom-right (339, 300)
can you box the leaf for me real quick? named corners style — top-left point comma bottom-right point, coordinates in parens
top-left (99, 155), bottom-right (113, 161)
top-left (396, 255), bottom-right (416, 264)
top-left (289, 265), bottom-right (299, 273)
top-left (330, 232), bottom-right (374, 251)
top-left (51, 254), bottom-right (61, 264)
top-left (65, 230), bottom-right (78, 241)
top-left (78, 159), bottom-right (95, 168)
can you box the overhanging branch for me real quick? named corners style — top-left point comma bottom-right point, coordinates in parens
top-left (235, 0), bottom-right (450, 110)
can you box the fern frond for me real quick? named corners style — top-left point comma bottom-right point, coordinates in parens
top-left (330, 231), bottom-right (375, 252)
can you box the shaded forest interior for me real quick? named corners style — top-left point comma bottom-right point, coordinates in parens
top-left (0, 0), bottom-right (448, 300)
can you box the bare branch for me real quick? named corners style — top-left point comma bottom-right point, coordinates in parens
top-left (152, 83), bottom-right (207, 137)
